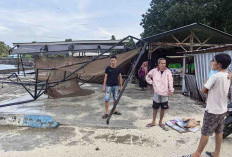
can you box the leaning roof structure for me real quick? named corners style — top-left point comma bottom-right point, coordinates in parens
top-left (12, 40), bottom-right (129, 55)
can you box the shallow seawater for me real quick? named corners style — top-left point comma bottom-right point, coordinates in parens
top-left (0, 64), bottom-right (17, 70)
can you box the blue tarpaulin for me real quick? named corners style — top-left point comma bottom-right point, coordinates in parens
top-left (22, 115), bottom-right (59, 128)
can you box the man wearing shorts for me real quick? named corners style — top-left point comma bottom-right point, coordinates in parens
top-left (102, 55), bottom-right (123, 119)
top-left (185, 53), bottom-right (231, 157)
top-left (145, 58), bottom-right (174, 130)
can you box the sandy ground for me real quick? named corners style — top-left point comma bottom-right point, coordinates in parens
top-left (0, 77), bottom-right (231, 157)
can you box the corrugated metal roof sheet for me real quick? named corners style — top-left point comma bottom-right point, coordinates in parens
top-left (12, 44), bottom-right (125, 54)
top-left (13, 40), bottom-right (129, 46)
top-left (138, 23), bottom-right (232, 45)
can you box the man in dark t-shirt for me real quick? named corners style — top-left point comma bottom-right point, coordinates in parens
top-left (102, 55), bottom-right (123, 119)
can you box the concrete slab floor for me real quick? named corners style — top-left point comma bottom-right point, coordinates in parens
top-left (0, 82), bottom-right (231, 157)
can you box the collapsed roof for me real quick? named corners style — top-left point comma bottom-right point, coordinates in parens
top-left (12, 40), bottom-right (129, 55)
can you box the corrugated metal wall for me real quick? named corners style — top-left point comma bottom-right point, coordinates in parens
top-left (185, 74), bottom-right (199, 100)
top-left (194, 50), bottom-right (232, 100)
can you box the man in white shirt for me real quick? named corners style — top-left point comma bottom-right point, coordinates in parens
top-left (184, 53), bottom-right (231, 157)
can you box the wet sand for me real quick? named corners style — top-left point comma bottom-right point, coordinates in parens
top-left (0, 77), bottom-right (231, 157)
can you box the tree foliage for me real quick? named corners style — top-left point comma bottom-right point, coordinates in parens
top-left (65, 39), bottom-right (72, 42)
top-left (0, 41), bottom-right (11, 57)
top-left (140, 0), bottom-right (232, 38)
top-left (111, 35), bottom-right (116, 40)
top-left (125, 38), bottom-right (135, 49)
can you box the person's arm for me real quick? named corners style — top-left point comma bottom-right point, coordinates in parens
top-left (145, 69), bottom-right (154, 84)
top-left (203, 70), bottom-right (214, 85)
top-left (168, 71), bottom-right (174, 96)
top-left (119, 73), bottom-right (123, 91)
top-left (228, 71), bottom-right (231, 80)
top-left (204, 70), bottom-right (213, 84)
top-left (204, 77), bottom-right (209, 85)
top-left (138, 67), bottom-right (142, 78)
top-left (138, 67), bottom-right (141, 75)
top-left (103, 74), bottom-right (107, 93)
top-left (202, 75), bottom-right (216, 94)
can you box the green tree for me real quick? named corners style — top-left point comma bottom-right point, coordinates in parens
top-left (65, 39), bottom-right (72, 42)
top-left (23, 54), bottom-right (32, 59)
top-left (0, 41), bottom-right (11, 57)
top-left (111, 35), bottom-right (116, 40)
top-left (125, 38), bottom-right (135, 49)
top-left (140, 0), bottom-right (232, 38)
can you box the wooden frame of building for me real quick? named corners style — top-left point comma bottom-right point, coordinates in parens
top-left (139, 23), bottom-right (232, 94)
top-left (178, 45), bottom-right (232, 101)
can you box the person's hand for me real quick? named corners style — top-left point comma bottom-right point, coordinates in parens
top-left (103, 86), bottom-right (106, 93)
top-left (169, 92), bottom-right (174, 96)
top-left (120, 86), bottom-right (123, 92)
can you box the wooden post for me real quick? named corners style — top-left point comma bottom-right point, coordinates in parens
top-left (17, 54), bottom-right (20, 74)
top-left (182, 55), bottom-right (186, 93)
top-left (182, 30), bottom-right (194, 93)
top-left (148, 43), bottom-right (163, 70)
top-left (148, 43), bottom-right (152, 70)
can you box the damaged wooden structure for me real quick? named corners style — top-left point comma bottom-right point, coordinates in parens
top-left (9, 39), bottom-right (138, 98)
top-left (2, 23), bottom-right (232, 102)
top-left (2, 23), bottom-right (232, 124)
top-left (138, 23), bottom-right (232, 100)
top-left (0, 36), bottom-right (148, 125)
top-left (178, 45), bottom-right (232, 101)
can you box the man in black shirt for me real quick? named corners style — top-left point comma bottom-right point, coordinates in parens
top-left (102, 55), bottom-right (123, 119)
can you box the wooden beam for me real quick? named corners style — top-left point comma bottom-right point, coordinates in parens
top-left (172, 35), bottom-right (181, 43)
top-left (193, 32), bottom-right (202, 44)
top-left (178, 45), bottom-right (232, 54)
top-left (148, 43), bottom-right (152, 53)
top-left (149, 44), bottom-right (162, 53)
top-left (17, 54), bottom-right (20, 74)
top-left (196, 35), bottom-right (213, 50)
top-left (151, 45), bottom-right (162, 52)
top-left (150, 42), bottom-right (225, 47)
top-left (190, 30), bottom-right (194, 51)
top-left (202, 35), bottom-right (213, 44)
top-left (181, 34), bottom-right (191, 43)
top-left (171, 35), bottom-right (187, 52)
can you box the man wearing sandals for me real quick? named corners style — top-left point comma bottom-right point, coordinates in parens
top-left (183, 53), bottom-right (231, 157)
top-left (102, 55), bottom-right (123, 119)
top-left (145, 58), bottom-right (174, 130)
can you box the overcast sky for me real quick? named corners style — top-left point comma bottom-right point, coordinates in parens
top-left (0, 0), bottom-right (151, 46)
